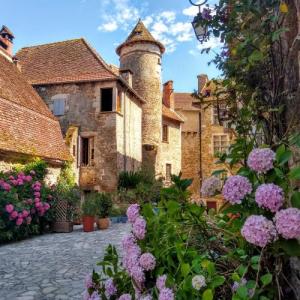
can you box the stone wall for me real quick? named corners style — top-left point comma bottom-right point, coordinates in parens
top-left (160, 119), bottom-right (182, 180)
top-left (119, 43), bottom-right (163, 175)
top-left (35, 80), bottom-right (143, 192)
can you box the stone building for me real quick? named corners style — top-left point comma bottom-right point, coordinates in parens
top-left (0, 26), bottom-right (71, 182)
top-left (17, 20), bottom-right (183, 191)
top-left (117, 21), bottom-right (183, 180)
top-left (174, 74), bottom-right (234, 209)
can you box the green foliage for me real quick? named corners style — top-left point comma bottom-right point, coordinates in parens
top-left (94, 193), bottom-right (113, 218)
top-left (118, 169), bottom-right (155, 190)
top-left (14, 158), bottom-right (48, 181)
top-left (81, 194), bottom-right (97, 217)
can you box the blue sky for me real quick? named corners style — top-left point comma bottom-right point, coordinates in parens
top-left (1, 0), bottom-right (222, 92)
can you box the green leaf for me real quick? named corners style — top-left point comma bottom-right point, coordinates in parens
top-left (166, 200), bottom-right (180, 215)
top-left (237, 265), bottom-right (247, 277)
top-left (237, 286), bottom-right (248, 299)
top-left (201, 260), bottom-right (215, 276)
top-left (250, 256), bottom-right (260, 264)
top-left (249, 50), bottom-right (264, 63)
top-left (276, 145), bottom-right (292, 165)
top-left (277, 239), bottom-right (300, 256)
top-left (211, 275), bottom-right (225, 288)
top-left (260, 273), bottom-right (272, 286)
top-left (289, 167), bottom-right (300, 180)
top-left (291, 192), bottom-right (300, 208)
top-left (181, 263), bottom-right (191, 277)
top-left (202, 289), bottom-right (213, 300)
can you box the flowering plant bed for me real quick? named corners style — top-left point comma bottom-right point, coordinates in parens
top-left (0, 163), bottom-right (54, 243)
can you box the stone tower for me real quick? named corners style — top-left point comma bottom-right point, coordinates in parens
top-left (116, 20), bottom-right (165, 174)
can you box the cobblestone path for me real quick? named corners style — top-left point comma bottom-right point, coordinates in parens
top-left (0, 224), bottom-right (129, 300)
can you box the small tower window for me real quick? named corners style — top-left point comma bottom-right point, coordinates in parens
top-left (162, 124), bottom-right (168, 142)
top-left (101, 88), bottom-right (113, 112)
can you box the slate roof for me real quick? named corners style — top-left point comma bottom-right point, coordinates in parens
top-left (0, 54), bottom-right (71, 162)
top-left (162, 105), bottom-right (184, 123)
top-left (174, 93), bottom-right (200, 111)
top-left (116, 20), bottom-right (165, 55)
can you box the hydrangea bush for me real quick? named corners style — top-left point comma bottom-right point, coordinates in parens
top-left (0, 164), bottom-right (54, 243)
top-left (85, 138), bottom-right (300, 299)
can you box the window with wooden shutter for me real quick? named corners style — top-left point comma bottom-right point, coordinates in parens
top-left (53, 99), bottom-right (65, 116)
top-left (166, 164), bottom-right (172, 182)
top-left (162, 124), bottom-right (168, 142)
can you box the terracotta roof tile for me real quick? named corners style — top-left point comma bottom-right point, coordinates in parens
top-left (16, 38), bottom-right (117, 85)
top-left (162, 105), bottom-right (184, 123)
top-left (174, 93), bottom-right (200, 111)
top-left (0, 54), bottom-right (71, 162)
top-left (116, 20), bottom-right (165, 55)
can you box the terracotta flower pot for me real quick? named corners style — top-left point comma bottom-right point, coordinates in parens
top-left (98, 217), bottom-right (110, 230)
top-left (82, 215), bottom-right (95, 232)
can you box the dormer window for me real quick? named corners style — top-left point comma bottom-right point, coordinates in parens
top-left (53, 99), bottom-right (65, 116)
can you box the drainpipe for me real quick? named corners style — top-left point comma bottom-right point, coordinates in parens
top-left (198, 110), bottom-right (203, 198)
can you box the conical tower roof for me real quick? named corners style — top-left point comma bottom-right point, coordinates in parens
top-left (116, 20), bottom-right (165, 55)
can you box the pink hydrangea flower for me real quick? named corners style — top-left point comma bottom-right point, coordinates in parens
top-left (22, 210), bottom-right (29, 218)
top-left (84, 274), bottom-right (94, 289)
top-left (247, 148), bottom-right (275, 174)
top-left (16, 217), bottom-right (23, 226)
top-left (30, 208), bottom-right (36, 214)
top-left (10, 210), bottom-right (18, 219)
top-left (5, 204), bottom-right (14, 213)
top-left (156, 275), bottom-right (167, 291)
top-left (25, 175), bottom-right (32, 182)
top-left (274, 208), bottom-right (300, 239)
top-left (127, 204), bottom-right (140, 223)
top-left (104, 278), bottom-right (117, 297)
top-left (44, 203), bottom-right (50, 211)
top-left (118, 294), bottom-right (132, 300)
top-left (241, 215), bottom-right (277, 247)
top-left (35, 202), bottom-right (41, 208)
top-left (26, 216), bottom-right (32, 225)
top-left (132, 217), bottom-right (146, 240)
top-left (34, 192), bottom-right (41, 197)
top-left (139, 253), bottom-right (156, 271)
top-left (222, 175), bottom-right (252, 204)
top-left (255, 183), bottom-right (284, 212)
top-left (30, 170), bottom-right (36, 175)
top-left (158, 288), bottom-right (174, 300)
top-left (201, 176), bottom-right (221, 197)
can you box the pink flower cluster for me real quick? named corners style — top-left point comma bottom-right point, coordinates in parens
top-left (0, 179), bottom-right (11, 191)
top-left (9, 172), bottom-right (33, 186)
top-left (247, 148), bottom-right (275, 174)
top-left (118, 294), bottom-right (132, 300)
top-left (241, 215), bottom-right (277, 247)
top-left (222, 175), bottom-right (252, 204)
top-left (139, 253), bottom-right (156, 271)
top-left (104, 278), bottom-right (117, 297)
top-left (156, 275), bottom-right (174, 300)
top-left (5, 204), bottom-right (32, 226)
top-left (255, 183), bottom-right (284, 212)
top-left (200, 176), bottom-right (221, 197)
top-left (274, 208), bottom-right (300, 239)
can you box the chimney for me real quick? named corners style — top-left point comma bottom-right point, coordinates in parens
top-left (197, 74), bottom-right (208, 94)
top-left (13, 56), bottom-right (21, 71)
top-left (0, 25), bottom-right (14, 57)
top-left (163, 80), bottom-right (174, 110)
top-left (120, 69), bottom-right (133, 88)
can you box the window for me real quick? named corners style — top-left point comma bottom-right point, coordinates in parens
top-left (101, 88), bottom-right (113, 112)
top-left (53, 99), bottom-right (65, 116)
top-left (81, 137), bottom-right (95, 166)
top-left (162, 124), bottom-right (168, 142)
top-left (213, 104), bottom-right (228, 125)
top-left (116, 90), bottom-right (122, 113)
top-left (213, 135), bottom-right (229, 154)
top-left (166, 164), bottom-right (172, 182)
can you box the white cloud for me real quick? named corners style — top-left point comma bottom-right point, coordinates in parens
top-left (98, 21), bottom-right (118, 32)
top-left (182, 6), bottom-right (199, 17)
top-left (196, 37), bottom-right (222, 50)
top-left (97, 1), bottom-right (197, 53)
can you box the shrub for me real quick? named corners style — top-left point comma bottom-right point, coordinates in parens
top-left (94, 193), bottom-right (113, 218)
top-left (81, 194), bottom-right (97, 217)
top-left (0, 167), bottom-right (54, 243)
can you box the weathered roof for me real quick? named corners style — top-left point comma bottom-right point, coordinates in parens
top-left (16, 38), bottom-right (117, 85)
top-left (116, 20), bottom-right (165, 55)
top-left (162, 105), bottom-right (184, 123)
top-left (16, 38), bottom-right (146, 104)
top-left (0, 25), bottom-right (14, 38)
top-left (174, 93), bottom-right (200, 111)
top-left (0, 54), bottom-right (71, 162)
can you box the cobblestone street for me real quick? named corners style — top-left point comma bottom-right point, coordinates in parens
top-left (0, 224), bottom-right (129, 300)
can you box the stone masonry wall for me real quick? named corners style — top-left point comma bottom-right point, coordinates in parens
top-left (119, 43), bottom-right (162, 175)
top-left (35, 81), bottom-right (142, 192)
top-left (160, 119), bottom-right (181, 180)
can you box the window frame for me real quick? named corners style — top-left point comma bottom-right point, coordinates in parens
top-left (212, 103), bottom-right (228, 126)
top-left (162, 124), bottom-right (169, 143)
top-left (100, 87), bottom-right (114, 112)
top-left (53, 98), bottom-right (65, 116)
top-left (166, 163), bottom-right (172, 182)
top-left (80, 136), bottom-right (95, 167)
top-left (212, 134), bottom-right (229, 155)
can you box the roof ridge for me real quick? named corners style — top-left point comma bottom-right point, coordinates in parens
top-left (19, 38), bottom-right (84, 50)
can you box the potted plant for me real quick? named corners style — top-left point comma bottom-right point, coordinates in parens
top-left (81, 195), bottom-right (96, 232)
top-left (95, 193), bottom-right (112, 230)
